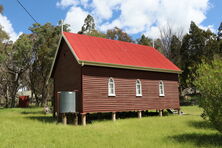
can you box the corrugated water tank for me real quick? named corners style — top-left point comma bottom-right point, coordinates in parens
top-left (59, 91), bottom-right (76, 113)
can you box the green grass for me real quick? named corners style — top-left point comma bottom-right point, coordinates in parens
top-left (0, 106), bottom-right (221, 148)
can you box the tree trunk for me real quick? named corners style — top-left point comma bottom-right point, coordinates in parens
top-left (35, 94), bottom-right (40, 106)
top-left (10, 87), bottom-right (18, 108)
top-left (10, 73), bottom-right (20, 108)
top-left (5, 85), bottom-right (9, 108)
top-left (41, 82), bottom-right (48, 107)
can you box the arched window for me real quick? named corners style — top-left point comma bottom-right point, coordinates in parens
top-left (136, 79), bottom-right (142, 96)
top-left (159, 81), bottom-right (165, 96)
top-left (108, 78), bottom-right (115, 96)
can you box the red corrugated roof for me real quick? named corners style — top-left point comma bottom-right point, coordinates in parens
top-left (63, 32), bottom-right (181, 73)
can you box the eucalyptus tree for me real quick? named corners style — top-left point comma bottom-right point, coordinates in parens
top-left (28, 22), bottom-right (70, 106)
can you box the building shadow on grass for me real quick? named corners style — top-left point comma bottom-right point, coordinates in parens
top-left (170, 133), bottom-right (222, 147)
top-left (26, 116), bottom-right (57, 123)
top-left (87, 111), bottom-right (160, 123)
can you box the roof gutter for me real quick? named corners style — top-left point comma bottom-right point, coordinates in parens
top-left (79, 60), bottom-right (182, 74)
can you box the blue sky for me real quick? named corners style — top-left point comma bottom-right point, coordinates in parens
top-left (0, 0), bottom-right (221, 41)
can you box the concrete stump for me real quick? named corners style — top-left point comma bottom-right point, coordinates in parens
top-left (62, 113), bottom-right (67, 125)
top-left (178, 109), bottom-right (182, 115)
top-left (74, 113), bottom-right (78, 125)
top-left (138, 111), bottom-right (142, 118)
top-left (81, 113), bottom-right (86, 126)
top-left (112, 112), bottom-right (116, 121)
top-left (159, 110), bottom-right (163, 117)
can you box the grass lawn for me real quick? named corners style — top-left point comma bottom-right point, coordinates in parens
top-left (0, 106), bottom-right (221, 148)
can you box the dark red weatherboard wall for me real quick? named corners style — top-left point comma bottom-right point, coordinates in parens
top-left (82, 66), bottom-right (180, 113)
top-left (52, 39), bottom-right (180, 114)
top-left (52, 39), bottom-right (82, 113)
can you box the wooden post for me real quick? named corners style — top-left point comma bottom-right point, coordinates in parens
top-left (62, 113), bottom-right (67, 125)
top-left (57, 113), bottom-right (60, 123)
top-left (74, 113), bottom-right (78, 125)
top-left (81, 113), bottom-right (86, 126)
top-left (178, 109), bottom-right (182, 115)
top-left (138, 110), bottom-right (142, 118)
top-left (112, 112), bottom-right (116, 121)
top-left (159, 110), bottom-right (163, 117)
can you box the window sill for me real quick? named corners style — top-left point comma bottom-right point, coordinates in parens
top-left (108, 94), bottom-right (116, 97)
top-left (136, 94), bottom-right (142, 97)
top-left (159, 94), bottom-right (165, 97)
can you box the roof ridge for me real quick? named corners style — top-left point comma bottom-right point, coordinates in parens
top-left (63, 31), bottom-right (156, 49)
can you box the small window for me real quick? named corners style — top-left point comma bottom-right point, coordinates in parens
top-left (136, 79), bottom-right (142, 96)
top-left (159, 81), bottom-right (165, 96)
top-left (108, 78), bottom-right (116, 96)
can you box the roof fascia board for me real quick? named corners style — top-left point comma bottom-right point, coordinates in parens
top-left (80, 60), bottom-right (182, 74)
top-left (62, 33), bottom-right (80, 63)
top-left (48, 32), bottom-right (82, 80)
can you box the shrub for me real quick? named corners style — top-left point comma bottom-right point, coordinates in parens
top-left (194, 58), bottom-right (222, 133)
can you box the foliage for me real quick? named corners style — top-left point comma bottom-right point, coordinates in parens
top-left (159, 24), bottom-right (184, 58)
top-left (180, 21), bottom-right (219, 89)
top-left (218, 22), bottom-right (222, 40)
top-left (106, 27), bottom-right (133, 42)
top-left (28, 22), bottom-right (70, 106)
top-left (137, 34), bottom-right (152, 46)
top-left (78, 15), bottom-right (106, 38)
top-left (194, 58), bottom-right (222, 133)
top-left (0, 5), bottom-right (3, 14)
top-left (169, 35), bottom-right (182, 67)
top-left (78, 14), bottom-right (95, 34)
top-left (0, 34), bottom-right (33, 107)
top-left (86, 29), bottom-right (106, 38)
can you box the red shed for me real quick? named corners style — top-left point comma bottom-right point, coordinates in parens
top-left (49, 32), bottom-right (182, 125)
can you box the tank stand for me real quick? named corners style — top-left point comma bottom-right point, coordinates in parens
top-left (74, 113), bottom-right (78, 125)
top-left (81, 113), bottom-right (86, 126)
top-left (62, 113), bottom-right (67, 125)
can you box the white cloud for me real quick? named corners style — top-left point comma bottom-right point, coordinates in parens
top-left (57, 0), bottom-right (211, 38)
top-left (64, 6), bottom-right (88, 33)
top-left (91, 0), bottom-right (121, 20)
top-left (0, 14), bottom-right (22, 42)
top-left (200, 25), bottom-right (216, 33)
top-left (56, 0), bottom-right (79, 8)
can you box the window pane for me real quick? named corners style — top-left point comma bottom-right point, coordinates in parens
top-left (108, 78), bottom-right (115, 95)
top-left (110, 88), bottom-right (113, 94)
top-left (159, 81), bottom-right (164, 95)
top-left (136, 81), bottom-right (141, 95)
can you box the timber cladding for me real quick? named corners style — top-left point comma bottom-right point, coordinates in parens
top-left (53, 39), bottom-right (82, 113)
top-left (52, 39), bottom-right (180, 115)
top-left (82, 66), bottom-right (180, 113)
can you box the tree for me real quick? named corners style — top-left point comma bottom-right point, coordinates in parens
top-left (78, 14), bottom-right (95, 34)
top-left (194, 57), bottom-right (222, 133)
top-left (86, 30), bottom-right (106, 38)
top-left (180, 21), bottom-right (218, 89)
top-left (137, 34), bottom-right (152, 46)
top-left (159, 24), bottom-right (184, 58)
top-left (217, 22), bottom-right (222, 40)
top-left (0, 34), bottom-right (33, 107)
top-left (28, 22), bottom-right (70, 106)
top-left (106, 27), bottom-right (133, 42)
top-left (169, 35), bottom-right (182, 67)
top-left (0, 24), bottom-right (10, 107)
top-left (0, 5), bottom-right (3, 14)
top-left (78, 15), bottom-right (106, 38)
top-left (217, 22), bottom-right (222, 55)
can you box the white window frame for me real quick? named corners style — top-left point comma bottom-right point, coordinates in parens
top-left (108, 77), bottom-right (116, 96)
top-left (159, 80), bottom-right (165, 97)
top-left (136, 79), bottom-right (142, 96)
